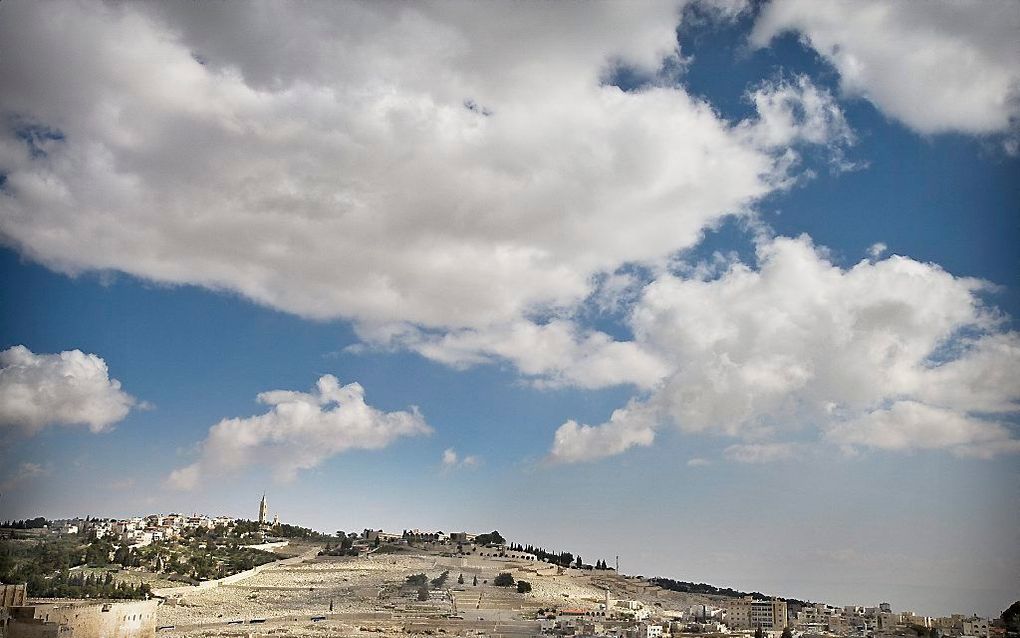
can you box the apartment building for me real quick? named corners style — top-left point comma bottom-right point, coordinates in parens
top-left (724, 597), bottom-right (788, 630)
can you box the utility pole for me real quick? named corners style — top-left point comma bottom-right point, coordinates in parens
top-left (615, 555), bottom-right (619, 573)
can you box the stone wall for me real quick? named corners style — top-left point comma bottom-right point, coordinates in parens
top-left (8, 599), bottom-right (158, 638)
top-left (239, 540), bottom-right (289, 551)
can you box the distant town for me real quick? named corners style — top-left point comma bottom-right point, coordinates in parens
top-left (1, 498), bottom-right (1017, 638)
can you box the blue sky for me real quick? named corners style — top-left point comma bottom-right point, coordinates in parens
top-left (1, 0), bottom-right (1018, 618)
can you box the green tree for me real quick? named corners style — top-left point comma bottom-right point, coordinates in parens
top-left (472, 575), bottom-right (478, 586)
top-left (84, 539), bottom-right (111, 566)
top-left (114, 543), bottom-right (130, 566)
top-left (782, 627), bottom-right (793, 638)
top-left (493, 572), bottom-right (515, 587)
top-left (418, 585), bottom-right (429, 601)
top-left (406, 573), bottom-right (427, 587)
top-left (755, 626), bottom-right (764, 638)
top-left (517, 580), bottom-right (532, 594)
top-left (474, 530), bottom-right (506, 545)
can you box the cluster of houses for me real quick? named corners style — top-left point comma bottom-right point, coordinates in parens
top-left (48, 513), bottom-right (243, 548)
top-left (543, 593), bottom-right (995, 638)
top-left (540, 593), bottom-right (723, 638)
top-left (783, 602), bottom-right (993, 638)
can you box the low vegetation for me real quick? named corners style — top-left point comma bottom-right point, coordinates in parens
top-left (0, 517), bottom-right (50, 530)
top-left (650, 577), bottom-right (810, 606)
top-left (0, 537), bottom-right (151, 599)
top-left (0, 530), bottom-right (282, 598)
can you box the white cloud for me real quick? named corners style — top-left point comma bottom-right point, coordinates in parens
top-left (442, 448), bottom-right (458, 467)
top-left (166, 375), bottom-right (430, 489)
top-left (867, 242), bottom-right (887, 259)
top-left (750, 0), bottom-right (1020, 137)
top-left (378, 320), bottom-right (671, 390)
top-left (0, 2), bottom-right (869, 402)
top-left (549, 401), bottom-right (657, 463)
top-left (686, 457), bottom-right (712, 467)
top-left (0, 345), bottom-right (136, 435)
top-left (826, 401), bottom-right (1020, 459)
top-left (548, 234), bottom-right (1020, 462)
top-left (739, 74), bottom-right (853, 149)
top-left (3, 2), bottom-right (1012, 469)
top-left (693, 0), bottom-right (752, 20)
top-left (441, 447), bottom-right (480, 471)
top-left (0, 1), bottom-right (825, 340)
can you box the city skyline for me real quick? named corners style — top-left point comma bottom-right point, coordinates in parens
top-left (1, 0), bottom-right (1017, 621)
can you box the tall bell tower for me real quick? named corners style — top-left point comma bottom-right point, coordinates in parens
top-left (259, 493), bottom-right (268, 525)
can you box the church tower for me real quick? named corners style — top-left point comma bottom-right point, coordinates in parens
top-left (259, 493), bottom-right (267, 525)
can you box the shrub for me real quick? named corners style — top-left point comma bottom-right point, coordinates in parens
top-left (406, 573), bottom-right (427, 587)
top-left (493, 572), bottom-right (515, 587)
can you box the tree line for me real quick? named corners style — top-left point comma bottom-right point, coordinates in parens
top-left (28, 569), bottom-right (152, 599)
top-left (1, 517), bottom-right (49, 529)
top-left (505, 541), bottom-right (611, 570)
top-left (649, 577), bottom-right (810, 606)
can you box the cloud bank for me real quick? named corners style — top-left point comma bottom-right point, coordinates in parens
top-left (167, 375), bottom-right (430, 489)
top-left (0, 1), bottom-right (834, 335)
top-left (0, 345), bottom-right (136, 435)
top-left (1, 2), bottom-right (1015, 467)
top-left (549, 235), bottom-right (1020, 462)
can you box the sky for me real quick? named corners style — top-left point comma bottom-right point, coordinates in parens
top-left (0, 0), bottom-right (1018, 619)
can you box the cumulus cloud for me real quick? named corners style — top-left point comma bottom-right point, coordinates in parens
top-left (693, 0), bottom-right (752, 21)
top-left (0, 1), bottom-right (834, 341)
top-left (750, 0), bottom-right (1020, 138)
top-left (166, 375), bottom-right (430, 489)
top-left (441, 447), bottom-right (480, 471)
top-left (826, 401), bottom-right (1020, 459)
top-left (375, 320), bottom-right (671, 390)
top-left (549, 401), bottom-right (657, 463)
top-left (0, 345), bottom-right (136, 435)
top-left (548, 234), bottom-right (1020, 462)
top-left (739, 74), bottom-right (853, 150)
